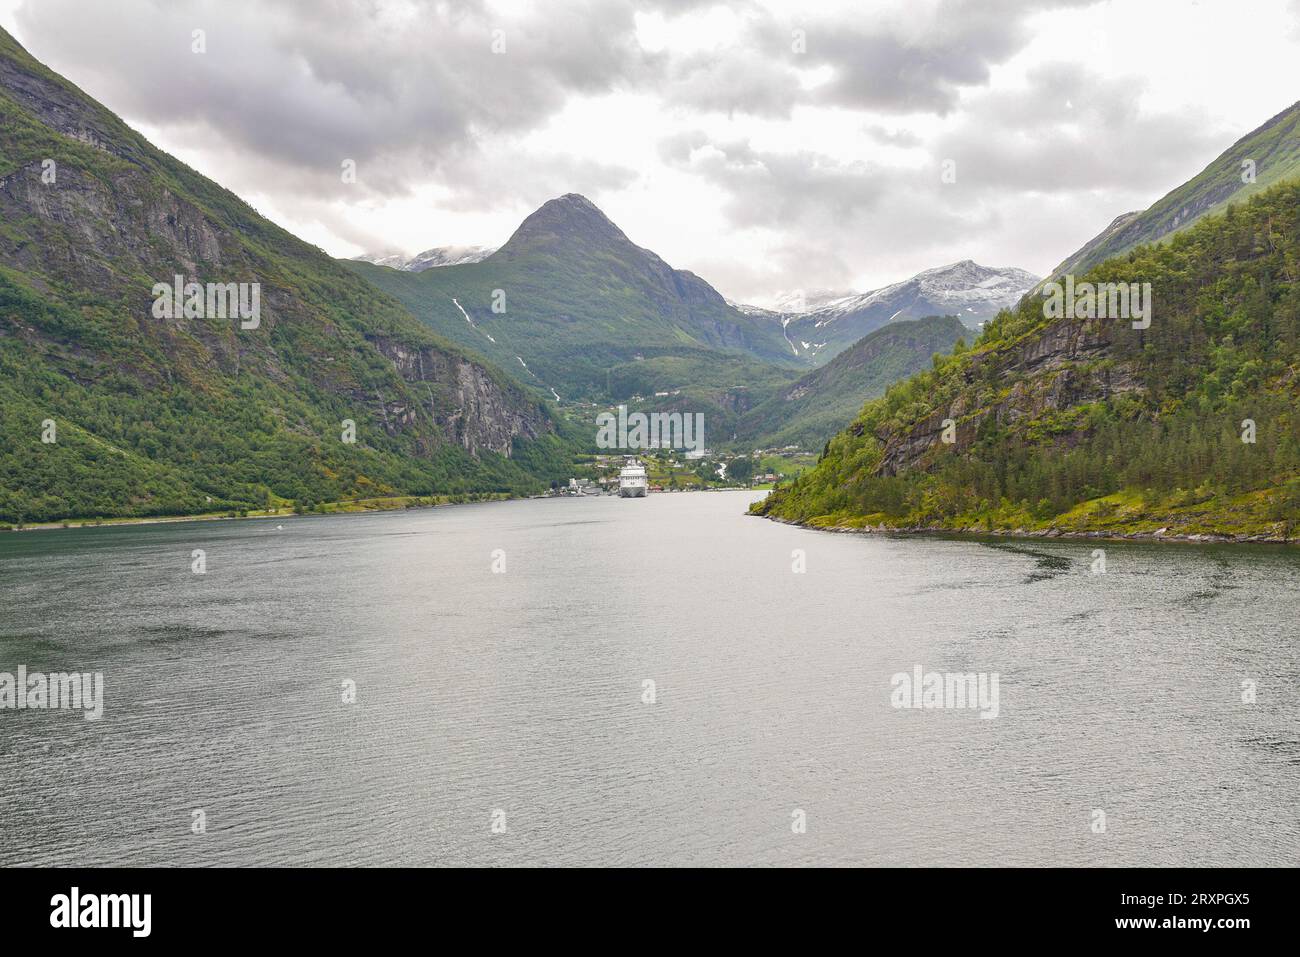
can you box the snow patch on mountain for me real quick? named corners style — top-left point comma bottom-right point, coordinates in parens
top-left (810, 261), bottom-right (1039, 325)
top-left (353, 244), bottom-right (496, 272)
top-left (729, 261), bottom-right (1039, 363)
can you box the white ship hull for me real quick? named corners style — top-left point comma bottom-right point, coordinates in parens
top-left (618, 459), bottom-right (648, 497)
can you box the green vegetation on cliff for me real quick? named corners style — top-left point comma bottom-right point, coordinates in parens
top-left (755, 178), bottom-right (1300, 541)
top-left (0, 27), bottom-right (575, 523)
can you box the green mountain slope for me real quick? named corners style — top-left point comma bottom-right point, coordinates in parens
top-left (344, 194), bottom-right (805, 403)
top-left (1052, 100), bottom-right (1300, 278)
top-left (755, 177), bottom-right (1300, 542)
top-left (0, 27), bottom-right (571, 523)
top-left (733, 315), bottom-right (967, 450)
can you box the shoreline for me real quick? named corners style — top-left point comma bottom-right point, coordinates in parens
top-left (756, 513), bottom-right (1300, 547)
top-left (4, 486), bottom-right (763, 533)
top-left (2, 494), bottom-right (507, 533)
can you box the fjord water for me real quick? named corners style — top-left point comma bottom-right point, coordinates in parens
top-left (1, 492), bottom-right (1296, 867)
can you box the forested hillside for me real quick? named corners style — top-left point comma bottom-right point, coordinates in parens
top-left (756, 179), bottom-right (1300, 541)
top-left (732, 315), bottom-right (967, 450)
top-left (0, 27), bottom-right (573, 523)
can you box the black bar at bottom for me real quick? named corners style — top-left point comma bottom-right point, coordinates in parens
top-left (0, 866), bottom-right (1282, 943)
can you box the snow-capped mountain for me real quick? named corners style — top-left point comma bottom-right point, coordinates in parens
top-left (352, 244), bottom-right (496, 272)
top-left (751, 261), bottom-right (1038, 363)
top-left (814, 261), bottom-right (1037, 323)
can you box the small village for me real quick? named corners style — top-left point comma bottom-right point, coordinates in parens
top-left (545, 447), bottom-right (812, 496)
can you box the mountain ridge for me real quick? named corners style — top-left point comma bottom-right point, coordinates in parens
top-left (1048, 99), bottom-right (1300, 279)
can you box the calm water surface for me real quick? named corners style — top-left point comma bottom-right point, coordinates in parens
top-left (1, 491), bottom-right (1297, 866)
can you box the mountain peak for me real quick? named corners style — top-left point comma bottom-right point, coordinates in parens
top-left (496, 193), bottom-right (631, 258)
top-left (555, 192), bottom-right (598, 207)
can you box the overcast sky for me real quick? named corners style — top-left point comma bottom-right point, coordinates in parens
top-left (3, 0), bottom-right (1300, 305)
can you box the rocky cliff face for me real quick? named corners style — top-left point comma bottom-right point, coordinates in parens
top-left (368, 337), bottom-right (548, 456)
top-left (872, 314), bottom-right (1143, 476)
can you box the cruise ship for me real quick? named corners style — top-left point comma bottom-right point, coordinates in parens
top-left (618, 459), bottom-right (648, 498)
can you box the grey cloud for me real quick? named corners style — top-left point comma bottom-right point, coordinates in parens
top-left (864, 125), bottom-right (923, 148)
top-left (12, 0), bottom-right (1112, 209)
top-left (931, 62), bottom-right (1230, 192)
top-left (659, 51), bottom-right (1233, 293)
top-left (657, 0), bottom-right (1101, 117)
top-left (693, 241), bottom-right (858, 305)
top-left (659, 131), bottom-right (995, 294)
top-left (663, 48), bottom-right (801, 117)
top-left (662, 134), bottom-right (929, 229)
top-left (15, 0), bottom-right (648, 200)
top-left (657, 56), bottom-right (1235, 299)
top-left (804, 0), bottom-right (1094, 114)
top-left (7, 0), bottom-right (1261, 302)
top-left (431, 146), bottom-right (639, 213)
